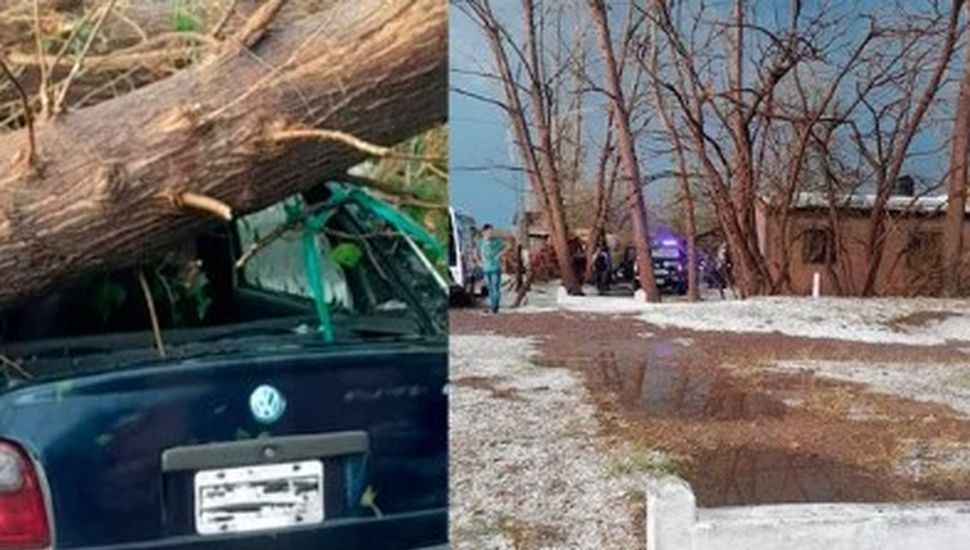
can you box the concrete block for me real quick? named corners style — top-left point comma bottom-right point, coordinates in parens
top-left (556, 285), bottom-right (569, 304)
top-left (646, 476), bottom-right (696, 550)
top-left (645, 475), bottom-right (970, 550)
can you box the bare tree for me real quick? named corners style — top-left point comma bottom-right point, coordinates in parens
top-left (646, 0), bottom-right (801, 296)
top-left (944, 2), bottom-right (970, 296)
top-left (646, 15), bottom-right (699, 300)
top-left (582, 113), bottom-right (619, 283)
top-left (641, 0), bottom-right (963, 298)
top-left (587, 0), bottom-right (660, 301)
top-left (856, 0), bottom-right (964, 296)
top-left (459, 0), bottom-right (583, 294)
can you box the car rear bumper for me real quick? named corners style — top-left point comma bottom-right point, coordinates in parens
top-left (655, 275), bottom-right (686, 288)
top-left (67, 509), bottom-right (447, 550)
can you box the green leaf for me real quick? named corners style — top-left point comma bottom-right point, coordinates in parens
top-left (55, 380), bottom-right (74, 402)
top-left (174, 12), bottom-right (199, 32)
top-left (331, 242), bottom-right (363, 268)
top-left (90, 276), bottom-right (127, 323)
top-left (172, 0), bottom-right (201, 33)
top-left (360, 485), bottom-right (383, 518)
top-left (412, 178), bottom-right (439, 200)
top-left (185, 271), bottom-right (212, 321)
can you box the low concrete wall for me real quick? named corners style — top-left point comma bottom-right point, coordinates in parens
top-left (646, 476), bottom-right (970, 550)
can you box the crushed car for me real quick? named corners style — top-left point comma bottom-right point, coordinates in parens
top-left (0, 182), bottom-right (447, 550)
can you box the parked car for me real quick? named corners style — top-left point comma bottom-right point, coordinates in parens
top-left (620, 239), bottom-right (688, 295)
top-left (651, 239), bottom-right (689, 295)
top-left (0, 183), bottom-right (447, 549)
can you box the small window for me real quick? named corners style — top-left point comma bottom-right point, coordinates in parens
top-left (905, 230), bottom-right (942, 271)
top-left (801, 228), bottom-right (835, 264)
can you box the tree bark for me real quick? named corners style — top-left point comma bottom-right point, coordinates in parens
top-left (463, 0), bottom-right (581, 294)
top-left (583, 115), bottom-right (616, 283)
top-left (727, 0), bottom-right (757, 257)
top-left (0, 0), bottom-right (446, 308)
top-left (943, 3), bottom-right (970, 296)
top-left (520, 0), bottom-right (581, 294)
top-left (588, 0), bottom-right (660, 302)
top-left (682, 178), bottom-right (700, 301)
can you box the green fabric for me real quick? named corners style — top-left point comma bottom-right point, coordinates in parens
top-left (329, 185), bottom-right (444, 262)
top-left (289, 181), bottom-right (444, 344)
top-left (479, 237), bottom-right (504, 272)
top-left (301, 209), bottom-right (336, 343)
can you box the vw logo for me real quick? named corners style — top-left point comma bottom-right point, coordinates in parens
top-left (249, 384), bottom-right (287, 424)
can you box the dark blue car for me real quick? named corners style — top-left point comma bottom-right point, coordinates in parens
top-left (0, 184), bottom-right (447, 549)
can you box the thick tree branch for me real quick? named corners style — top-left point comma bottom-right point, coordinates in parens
top-left (0, 0), bottom-right (446, 308)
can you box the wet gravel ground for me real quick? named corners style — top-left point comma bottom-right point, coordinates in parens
top-left (449, 334), bottom-right (644, 549)
top-left (451, 308), bottom-right (970, 509)
top-left (768, 360), bottom-right (970, 418)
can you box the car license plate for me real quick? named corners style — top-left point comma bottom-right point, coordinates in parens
top-left (194, 460), bottom-right (324, 535)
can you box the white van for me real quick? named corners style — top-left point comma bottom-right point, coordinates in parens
top-left (449, 207), bottom-right (483, 300)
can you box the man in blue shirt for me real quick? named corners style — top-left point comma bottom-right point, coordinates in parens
top-left (476, 224), bottom-right (509, 313)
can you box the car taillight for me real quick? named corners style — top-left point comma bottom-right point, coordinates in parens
top-left (0, 441), bottom-right (50, 549)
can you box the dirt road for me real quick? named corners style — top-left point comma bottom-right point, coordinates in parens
top-left (452, 307), bottom-right (970, 511)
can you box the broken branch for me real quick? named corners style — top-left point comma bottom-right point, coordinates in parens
top-left (32, 0), bottom-right (48, 116)
top-left (339, 173), bottom-right (447, 210)
top-left (273, 128), bottom-right (444, 162)
top-left (230, 0), bottom-right (288, 49)
top-left (0, 0), bottom-right (446, 309)
top-left (137, 269), bottom-right (166, 358)
top-left (0, 59), bottom-right (36, 166)
top-left (211, 0), bottom-right (241, 39)
top-left (0, 354), bottom-right (32, 380)
top-left (52, 0), bottom-right (120, 115)
top-left (171, 192), bottom-right (234, 221)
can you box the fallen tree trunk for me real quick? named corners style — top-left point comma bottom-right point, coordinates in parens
top-left (0, 0), bottom-right (446, 308)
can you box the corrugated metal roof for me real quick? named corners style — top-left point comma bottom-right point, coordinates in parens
top-left (789, 192), bottom-right (970, 214)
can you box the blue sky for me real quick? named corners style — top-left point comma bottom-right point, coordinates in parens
top-left (449, 4), bottom-right (523, 227)
top-left (449, 1), bottom-right (627, 227)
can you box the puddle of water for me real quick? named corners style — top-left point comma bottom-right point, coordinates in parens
top-left (593, 352), bottom-right (787, 420)
top-left (638, 362), bottom-right (786, 420)
top-left (546, 331), bottom-right (970, 506)
top-left (688, 446), bottom-right (903, 506)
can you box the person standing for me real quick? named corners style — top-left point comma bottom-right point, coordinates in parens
top-left (477, 224), bottom-right (509, 313)
top-left (593, 243), bottom-right (612, 291)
